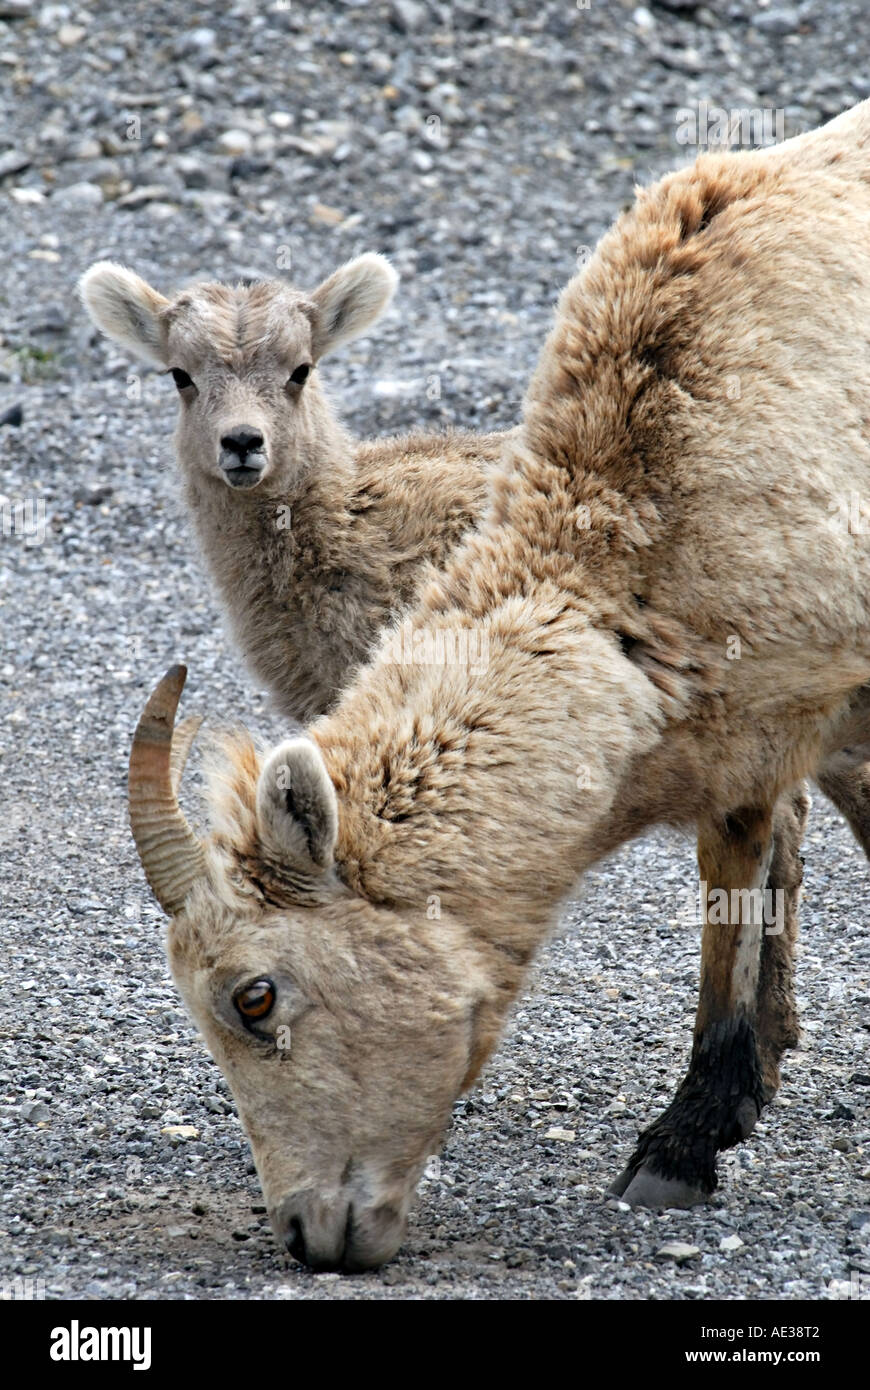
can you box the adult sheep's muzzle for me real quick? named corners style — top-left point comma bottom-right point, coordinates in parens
top-left (271, 1192), bottom-right (406, 1273)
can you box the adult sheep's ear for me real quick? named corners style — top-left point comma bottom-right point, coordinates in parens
top-left (257, 738), bottom-right (338, 874)
top-left (79, 261), bottom-right (170, 367)
top-left (309, 252), bottom-right (398, 359)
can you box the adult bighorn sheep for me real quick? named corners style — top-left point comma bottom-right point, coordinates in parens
top-left (130, 101), bottom-right (870, 1271)
top-left (79, 252), bottom-right (503, 722)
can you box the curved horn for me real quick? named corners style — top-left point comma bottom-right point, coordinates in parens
top-left (129, 665), bottom-right (206, 915)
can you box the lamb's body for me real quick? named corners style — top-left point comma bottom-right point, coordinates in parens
top-left (130, 101), bottom-right (870, 1268)
top-left (185, 429), bottom-right (503, 721)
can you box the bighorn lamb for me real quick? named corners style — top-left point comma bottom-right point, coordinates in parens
top-left (130, 101), bottom-right (870, 1271)
top-left (79, 253), bottom-right (504, 722)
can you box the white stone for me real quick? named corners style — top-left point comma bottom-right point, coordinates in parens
top-left (657, 1242), bottom-right (701, 1262)
top-left (57, 21), bottom-right (85, 44)
top-left (217, 129), bottom-right (253, 156)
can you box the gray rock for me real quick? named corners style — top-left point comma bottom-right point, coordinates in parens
top-left (29, 304), bottom-right (68, 333)
top-left (720, 1233), bottom-right (745, 1251)
top-left (657, 1242), bottom-right (701, 1262)
top-left (0, 151), bottom-right (31, 180)
top-left (115, 185), bottom-right (172, 209)
top-left (51, 181), bottom-right (103, 207)
top-left (174, 27), bottom-right (217, 59)
top-left (753, 7), bottom-right (801, 34)
top-left (390, 0), bottom-right (428, 33)
top-left (20, 1101), bottom-right (50, 1124)
top-left (228, 157), bottom-right (272, 181)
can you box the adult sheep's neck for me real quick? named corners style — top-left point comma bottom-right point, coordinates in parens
top-left (314, 500), bottom-right (667, 968)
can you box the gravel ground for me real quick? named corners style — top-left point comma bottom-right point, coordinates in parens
top-left (1, 0), bottom-right (869, 1301)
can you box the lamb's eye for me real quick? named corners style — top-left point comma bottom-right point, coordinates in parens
top-left (287, 363), bottom-right (311, 387)
top-left (170, 368), bottom-right (194, 391)
top-left (234, 979), bottom-right (275, 1022)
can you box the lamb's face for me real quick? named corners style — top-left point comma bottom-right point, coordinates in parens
top-left (167, 883), bottom-right (480, 1272)
top-left (79, 254), bottom-right (398, 494)
top-left (161, 282), bottom-right (319, 494)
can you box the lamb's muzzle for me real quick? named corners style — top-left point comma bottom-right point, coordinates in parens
top-left (218, 424), bottom-right (268, 489)
top-left (128, 664), bottom-right (205, 915)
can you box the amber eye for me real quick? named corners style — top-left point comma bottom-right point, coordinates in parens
top-left (234, 979), bottom-right (276, 1022)
top-left (287, 363), bottom-right (311, 387)
top-left (170, 367), bottom-right (194, 391)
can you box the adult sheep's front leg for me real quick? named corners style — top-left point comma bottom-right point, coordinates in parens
top-left (611, 802), bottom-right (781, 1209)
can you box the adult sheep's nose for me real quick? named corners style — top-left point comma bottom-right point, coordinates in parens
top-left (271, 1193), bottom-right (350, 1272)
top-left (220, 425), bottom-right (264, 461)
top-left (284, 1215), bottom-right (309, 1266)
top-left (271, 1191), bottom-right (406, 1272)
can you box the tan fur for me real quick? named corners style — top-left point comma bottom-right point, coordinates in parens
top-left (80, 254), bottom-right (505, 722)
top-left (696, 806), bottom-right (774, 1029)
top-left (145, 102), bottom-right (870, 1267)
top-left (82, 251), bottom-right (870, 814)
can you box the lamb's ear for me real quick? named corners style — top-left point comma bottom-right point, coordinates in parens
top-left (79, 261), bottom-right (170, 367)
top-left (256, 739), bottom-right (338, 872)
top-left (309, 253), bottom-right (398, 359)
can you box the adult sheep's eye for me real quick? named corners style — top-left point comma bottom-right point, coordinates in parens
top-left (170, 368), bottom-right (195, 391)
top-left (234, 979), bottom-right (276, 1022)
top-left (287, 363), bottom-right (311, 387)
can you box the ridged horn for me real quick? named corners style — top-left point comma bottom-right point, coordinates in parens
top-left (129, 665), bottom-right (206, 915)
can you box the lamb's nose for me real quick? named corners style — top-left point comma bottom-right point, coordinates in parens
top-left (220, 425), bottom-right (264, 461)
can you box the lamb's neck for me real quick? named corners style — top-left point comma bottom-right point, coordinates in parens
top-left (182, 444), bottom-right (357, 582)
top-left (180, 439), bottom-right (370, 720)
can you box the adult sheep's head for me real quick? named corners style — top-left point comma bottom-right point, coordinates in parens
top-left (79, 254), bottom-right (397, 493)
top-left (129, 667), bottom-right (495, 1271)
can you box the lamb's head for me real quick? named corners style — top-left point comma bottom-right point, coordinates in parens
top-left (129, 667), bottom-right (491, 1271)
top-left (80, 254), bottom-right (397, 493)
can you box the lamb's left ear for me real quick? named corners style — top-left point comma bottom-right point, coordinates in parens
top-left (257, 739), bottom-right (338, 873)
top-left (78, 261), bottom-right (170, 367)
top-left (309, 252), bottom-right (398, 360)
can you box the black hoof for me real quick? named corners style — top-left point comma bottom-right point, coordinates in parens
top-left (610, 1165), bottom-right (709, 1209)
